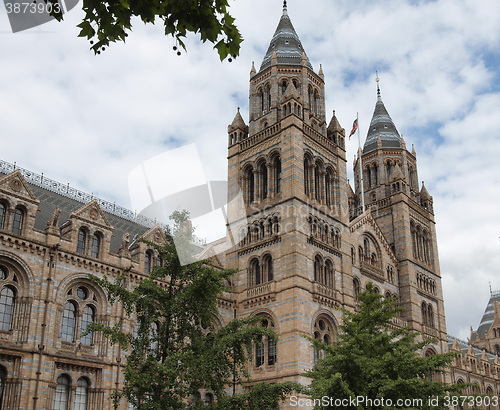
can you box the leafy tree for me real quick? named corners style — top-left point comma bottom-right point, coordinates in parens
top-left (88, 210), bottom-right (299, 409)
top-left (46, 0), bottom-right (242, 60)
top-left (306, 283), bottom-right (462, 409)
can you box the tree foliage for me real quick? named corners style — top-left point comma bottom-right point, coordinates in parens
top-left (306, 283), bottom-right (461, 409)
top-left (88, 210), bottom-right (299, 409)
top-left (46, 0), bottom-right (242, 60)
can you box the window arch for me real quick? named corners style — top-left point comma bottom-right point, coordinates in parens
top-left (144, 250), bottom-right (152, 274)
top-left (421, 302), bottom-right (428, 326)
top-left (259, 161), bottom-right (268, 200)
top-left (255, 317), bottom-right (277, 367)
top-left (0, 202), bottom-right (6, 230)
top-left (91, 233), bottom-right (101, 259)
top-left (0, 285), bottom-right (16, 331)
top-left (77, 228), bottom-right (87, 254)
top-left (74, 377), bottom-right (89, 410)
top-left (249, 258), bottom-right (260, 286)
top-left (53, 374), bottom-right (70, 410)
top-left (274, 155), bottom-right (281, 194)
top-left (427, 304), bottom-right (434, 328)
top-left (263, 254), bottom-right (273, 282)
top-left (324, 260), bottom-right (334, 287)
top-left (11, 207), bottom-right (24, 235)
top-left (353, 277), bottom-right (361, 298)
top-left (304, 154), bottom-right (313, 197)
top-left (61, 284), bottom-right (101, 346)
top-left (314, 254), bottom-right (322, 282)
top-left (80, 305), bottom-right (95, 345)
top-left (246, 166), bottom-right (255, 204)
top-left (313, 315), bottom-right (336, 364)
top-left (61, 301), bottom-right (77, 342)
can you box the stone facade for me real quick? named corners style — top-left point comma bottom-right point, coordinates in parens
top-left (0, 3), bottom-right (499, 410)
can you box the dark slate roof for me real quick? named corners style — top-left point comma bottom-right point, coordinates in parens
top-left (1, 170), bottom-right (150, 254)
top-left (259, 4), bottom-right (313, 72)
top-left (474, 291), bottom-right (500, 339)
top-left (363, 89), bottom-right (401, 154)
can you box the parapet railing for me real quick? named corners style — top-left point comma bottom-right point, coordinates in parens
top-left (0, 159), bottom-right (162, 229)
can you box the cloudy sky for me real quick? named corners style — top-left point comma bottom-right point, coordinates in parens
top-left (1, 0), bottom-right (500, 340)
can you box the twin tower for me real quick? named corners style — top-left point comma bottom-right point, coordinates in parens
top-left (223, 3), bottom-right (445, 387)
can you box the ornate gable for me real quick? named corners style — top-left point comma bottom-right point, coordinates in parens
top-left (0, 170), bottom-right (39, 204)
top-left (142, 225), bottom-right (166, 244)
top-left (70, 199), bottom-right (113, 231)
top-left (350, 210), bottom-right (398, 266)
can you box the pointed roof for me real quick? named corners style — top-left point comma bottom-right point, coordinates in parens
top-left (363, 83), bottom-right (401, 154)
top-left (259, 2), bottom-right (313, 72)
top-left (228, 108), bottom-right (248, 133)
top-left (420, 182), bottom-right (431, 200)
top-left (474, 290), bottom-right (500, 339)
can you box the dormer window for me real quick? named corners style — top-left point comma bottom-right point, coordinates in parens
top-left (77, 229), bottom-right (87, 254)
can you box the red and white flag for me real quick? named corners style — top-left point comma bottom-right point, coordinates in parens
top-left (349, 118), bottom-right (358, 139)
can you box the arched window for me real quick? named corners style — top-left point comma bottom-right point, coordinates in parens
top-left (260, 162), bottom-right (268, 200)
top-left (281, 79), bottom-right (288, 94)
top-left (80, 305), bottom-right (95, 345)
top-left (61, 301), bottom-right (77, 342)
top-left (274, 156), bottom-right (281, 194)
top-left (250, 258), bottom-right (261, 286)
top-left (314, 255), bottom-right (323, 282)
top-left (263, 255), bottom-right (273, 282)
top-left (313, 316), bottom-right (336, 364)
top-left (324, 260), bottom-right (334, 287)
top-left (353, 278), bottom-right (361, 298)
top-left (77, 229), bottom-right (87, 254)
top-left (11, 207), bottom-right (24, 235)
top-left (427, 305), bottom-right (434, 328)
top-left (304, 156), bottom-right (311, 196)
top-left (91, 233), bottom-right (101, 258)
top-left (0, 286), bottom-right (16, 331)
top-left (247, 168), bottom-right (255, 203)
top-left (0, 203), bottom-right (6, 229)
top-left (53, 374), bottom-right (70, 410)
top-left (421, 302), bottom-right (428, 326)
top-left (314, 163), bottom-right (321, 201)
top-left (74, 377), bottom-right (89, 410)
top-left (61, 285), bottom-right (100, 346)
top-left (255, 318), bottom-right (276, 367)
top-left (256, 335), bottom-right (264, 367)
top-left (144, 250), bottom-right (152, 274)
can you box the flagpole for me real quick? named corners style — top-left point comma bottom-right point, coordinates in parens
top-left (357, 112), bottom-right (366, 213)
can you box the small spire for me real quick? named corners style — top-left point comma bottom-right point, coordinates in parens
top-left (318, 64), bottom-right (324, 78)
top-left (283, 0), bottom-right (287, 12)
top-left (250, 61), bottom-right (256, 77)
top-left (376, 71), bottom-right (381, 101)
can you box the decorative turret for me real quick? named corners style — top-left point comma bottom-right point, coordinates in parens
top-left (327, 110), bottom-right (345, 147)
top-left (228, 107), bottom-right (248, 146)
top-left (363, 80), bottom-right (401, 154)
top-left (419, 182), bottom-right (433, 211)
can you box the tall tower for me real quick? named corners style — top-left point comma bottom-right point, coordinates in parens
top-left (225, 1), bottom-right (351, 386)
top-left (353, 80), bottom-right (448, 352)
